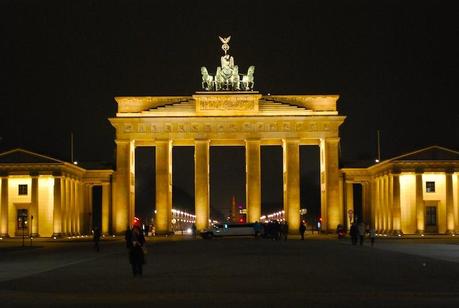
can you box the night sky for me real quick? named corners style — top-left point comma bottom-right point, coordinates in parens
top-left (1, 0), bottom-right (458, 221)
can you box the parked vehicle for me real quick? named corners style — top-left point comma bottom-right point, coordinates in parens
top-left (200, 223), bottom-right (256, 239)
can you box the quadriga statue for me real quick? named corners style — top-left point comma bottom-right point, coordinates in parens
top-left (241, 66), bottom-right (255, 91)
top-left (200, 67), bottom-right (214, 90)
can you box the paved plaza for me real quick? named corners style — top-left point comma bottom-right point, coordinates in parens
top-left (1, 235), bottom-right (459, 307)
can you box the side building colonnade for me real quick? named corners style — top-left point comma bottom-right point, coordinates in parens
top-left (110, 93), bottom-right (346, 235)
top-left (0, 149), bottom-right (113, 238)
top-left (342, 146), bottom-right (459, 235)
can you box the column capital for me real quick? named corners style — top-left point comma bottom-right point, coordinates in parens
top-left (390, 169), bottom-right (401, 175)
top-left (115, 139), bottom-right (131, 145)
top-left (323, 137), bottom-right (340, 144)
top-left (282, 138), bottom-right (300, 145)
top-left (415, 168), bottom-right (424, 175)
top-left (445, 169), bottom-right (455, 175)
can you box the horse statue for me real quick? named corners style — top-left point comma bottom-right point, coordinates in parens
top-left (215, 67), bottom-right (224, 91)
top-left (230, 65), bottom-right (240, 90)
top-left (200, 67), bottom-right (214, 90)
top-left (241, 66), bottom-right (255, 91)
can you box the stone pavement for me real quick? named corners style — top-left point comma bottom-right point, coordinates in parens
top-left (0, 236), bottom-right (458, 307)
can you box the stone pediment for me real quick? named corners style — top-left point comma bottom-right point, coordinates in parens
top-left (0, 148), bottom-right (64, 164)
top-left (390, 146), bottom-right (459, 162)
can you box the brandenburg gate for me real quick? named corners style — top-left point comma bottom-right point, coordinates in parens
top-left (109, 37), bottom-right (346, 234)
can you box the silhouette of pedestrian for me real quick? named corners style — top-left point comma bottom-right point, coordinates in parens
top-left (282, 221), bottom-right (288, 241)
top-left (93, 226), bottom-right (101, 252)
top-left (358, 222), bottom-right (365, 246)
top-left (129, 225), bottom-right (146, 277)
top-left (369, 227), bottom-right (376, 247)
top-left (125, 226), bottom-right (132, 249)
top-left (350, 222), bottom-right (358, 245)
top-left (191, 223), bottom-right (197, 239)
top-left (299, 221), bottom-right (306, 240)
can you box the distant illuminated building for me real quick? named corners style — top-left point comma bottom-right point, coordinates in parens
top-left (342, 146), bottom-right (459, 235)
top-left (0, 149), bottom-right (113, 238)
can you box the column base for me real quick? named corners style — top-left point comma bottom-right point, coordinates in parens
top-left (392, 230), bottom-right (402, 236)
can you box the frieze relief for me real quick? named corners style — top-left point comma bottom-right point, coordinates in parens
top-left (199, 98), bottom-right (255, 111)
top-left (121, 120), bottom-right (338, 134)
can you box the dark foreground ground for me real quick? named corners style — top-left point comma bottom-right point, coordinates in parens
top-left (0, 235), bottom-right (458, 307)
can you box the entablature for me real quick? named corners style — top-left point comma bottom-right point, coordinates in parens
top-left (109, 115), bottom-right (345, 141)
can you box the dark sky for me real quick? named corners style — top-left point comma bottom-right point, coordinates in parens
top-left (1, 0), bottom-right (458, 220)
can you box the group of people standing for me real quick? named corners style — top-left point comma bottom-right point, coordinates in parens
top-left (258, 221), bottom-right (289, 240)
top-left (349, 221), bottom-right (376, 246)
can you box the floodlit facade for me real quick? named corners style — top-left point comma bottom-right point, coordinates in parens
top-left (0, 149), bottom-right (113, 237)
top-left (109, 93), bottom-right (346, 234)
top-left (342, 146), bottom-right (459, 235)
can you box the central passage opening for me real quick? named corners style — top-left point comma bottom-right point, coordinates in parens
top-left (210, 146), bottom-right (245, 223)
top-left (135, 147), bottom-right (155, 227)
top-left (300, 146), bottom-right (320, 230)
top-left (172, 146), bottom-right (195, 233)
top-left (261, 146), bottom-right (283, 216)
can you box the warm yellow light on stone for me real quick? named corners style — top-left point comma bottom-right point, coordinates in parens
top-left (109, 94), bottom-right (345, 235)
top-left (400, 173), bottom-right (416, 234)
top-left (38, 176), bottom-right (54, 237)
top-left (8, 176), bottom-right (32, 236)
top-left (246, 140), bottom-right (261, 223)
top-left (195, 140), bottom-right (210, 231)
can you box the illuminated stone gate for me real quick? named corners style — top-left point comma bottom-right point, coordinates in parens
top-left (109, 93), bottom-right (346, 234)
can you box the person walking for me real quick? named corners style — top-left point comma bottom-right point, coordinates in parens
top-left (191, 223), bottom-right (197, 239)
top-left (282, 221), bottom-right (288, 241)
top-left (299, 221), bottom-right (306, 240)
top-left (358, 222), bottom-right (366, 246)
top-left (93, 226), bottom-right (101, 252)
top-left (349, 222), bottom-right (358, 245)
top-left (125, 226), bottom-right (132, 249)
top-left (129, 225), bottom-right (146, 277)
top-left (369, 227), bottom-right (376, 247)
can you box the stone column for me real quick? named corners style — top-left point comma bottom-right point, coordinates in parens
top-left (415, 172), bottom-right (424, 234)
top-left (370, 179), bottom-right (378, 230)
top-left (87, 185), bottom-right (93, 234)
top-left (456, 174), bottom-right (459, 233)
top-left (362, 182), bottom-right (372, 226)
top-left (388, 175), bottom-right (394, 232)
top-left (246, 140), bottom-right (261, 223)
top-left (53, 177), bottom-right (62, 237)
top-left (63, 177), bottom-right (69, 234)
top-left (30, 176), bottom-right (39, 237)
top-left (113, 140), bottom-right (134, 234)
top-left (374, 178), bottom-right (380, 231)
top-left (392, 172), bottom-right (401, 234)
top-left (320, 138), bottom-right (342, 232)
top-left (70, 179), bottom-right (76, 235)
top-left (446, 171), bottom-right (455, 233)
top-left (101, 183), bottom-right (110, 235)
top-left (283, 139), bottom-right (300, 233)
top-left (0, 177), bottom-right (8, 237)
top-left (195, 140), bottom-right (210, 231)
top-left (155, 140), bottom-right (172, 234)
top-left (385, 175), bottom-right (393, 231)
